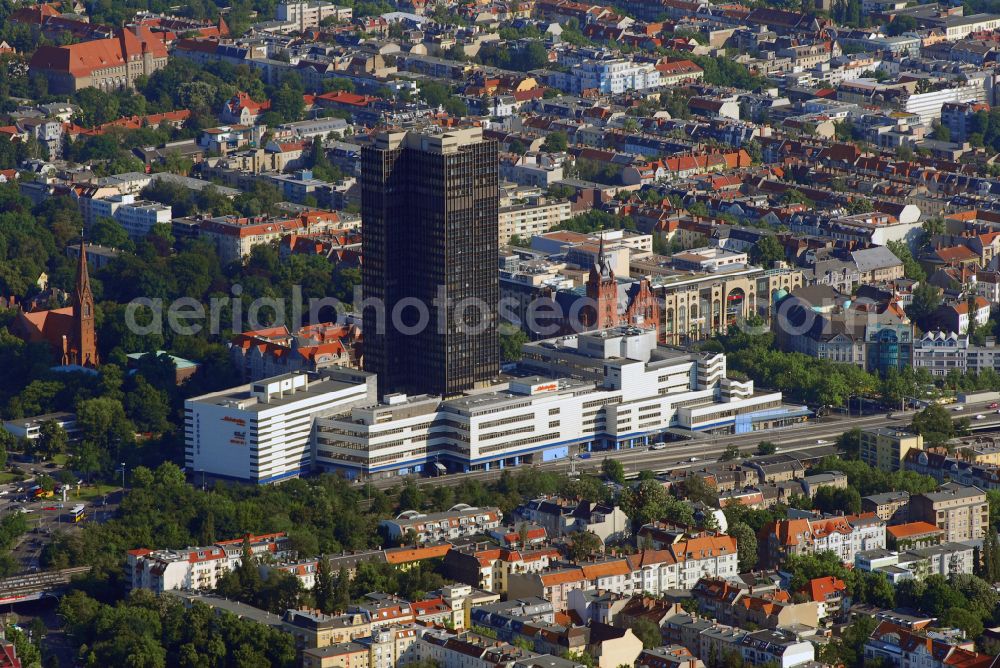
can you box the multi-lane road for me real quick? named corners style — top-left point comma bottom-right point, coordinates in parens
top-left (368, 398), bottom-right (1000, 490)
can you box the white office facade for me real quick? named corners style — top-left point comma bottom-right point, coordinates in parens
top-left (185, 369), bottom-right (375, 484)
top-left (315, 329), bottom-right (801, 480)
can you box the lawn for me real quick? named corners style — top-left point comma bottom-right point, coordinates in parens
top-left (72, 484), bottom-right (120, 503)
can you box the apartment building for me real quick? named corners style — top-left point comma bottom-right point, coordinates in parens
top-left (277, 0), bottom-right (352, 29)
top-left (860, 427), bottom-right (924, 472)
top-left (515, 497), bottom-right (630, 543)
top-left (941, 101), bottom-right (990, 142)
top-left (913, 330), bottom-right (1000, 376)
top-left (444, 547), bottom-right (561, 594)
top-left (909, 482), bottom-right (989, 542)
top-left (692, 578), bottom-right (821, 629)
top-left (229, 322), bottom-right (361, 381)
top-left (126, 533), bottom-right (292, 592)
top-left (379, 506), bottom-right (503, 544)
top-left (662, 615), bottom-right (816, 668)
top-left (862, 491), bottom-right (910, 523)
top-left (760, 514), bottom-right (886, 568)
top-left (87, 193), bottom-right (172, 241)
top-left (563, 59), bottom-right (661, 94)
top-left (500, 153), bottom-right (565, 188)
top-left (416, 628), bottom-right (539, 668)
top-left (507, 536), bottom-right (738, 611)
top-left (865, 620), bottom-right (995, 668)
top-left (198, 214), bottom-right (335, 264)
top-left (499, 197), bottom-right (572, 244)
top-left (184, 369), bottom-right (376, 484)
top-left (507, 560), bottom-right (634, 612)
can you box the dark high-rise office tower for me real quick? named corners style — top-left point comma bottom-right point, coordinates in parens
top-left (361, 127), bottom-right (500, 397)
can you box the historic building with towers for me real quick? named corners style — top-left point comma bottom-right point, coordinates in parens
top-left (553, 237), bottom-right (661, 338)
top-left (14, 239), bottom-right (99, 368)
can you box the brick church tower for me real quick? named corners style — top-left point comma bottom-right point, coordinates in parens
top-left (585, 236), bottom-right (619, 330)
top-left (70, 239), bottom-right (98, 368)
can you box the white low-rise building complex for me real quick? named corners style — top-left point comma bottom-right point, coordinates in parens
top-left (314, 327), bottom-right (806, 480)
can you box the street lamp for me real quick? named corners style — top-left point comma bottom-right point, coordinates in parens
top-left (120, 462), bottom-right (126, 490)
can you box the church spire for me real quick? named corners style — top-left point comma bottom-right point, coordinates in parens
top-left (76, 236), bottom-right (92, 302)
top-left (595, 230), bottom-right (612, 280)
top-left (72, 236), bottom-right (98, 367)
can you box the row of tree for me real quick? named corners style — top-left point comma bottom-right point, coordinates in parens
top-left (59, 589), bottom-right (297, 668)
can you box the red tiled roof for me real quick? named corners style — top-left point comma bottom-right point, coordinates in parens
top-left (30, 28), bottom-right (167, 77)
top-left (807, 576), bottom-right (846, 603)
top-left (887, 521), bottom-right (942, 539)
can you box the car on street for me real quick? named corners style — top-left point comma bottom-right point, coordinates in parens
top-left (990, 402), bottom-right (999, 409)
top-left (650, 443), bottom-right (666, 451)
top-left (953, 406), bottom-right (964, 411)
top-left (976, 414), bottom-right (986, 420)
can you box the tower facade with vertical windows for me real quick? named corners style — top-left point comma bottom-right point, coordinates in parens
top-left (361, 127), bottom-right (499, 397)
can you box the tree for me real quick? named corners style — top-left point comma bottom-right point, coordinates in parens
top-left (567, 531), bottom-right (603, 562)
top-left (334, 566), bottom-right (351, 610)
top-left (256, 570), bottom-right (302, 613)
top-left (602, 458), bottom-right (625, 485)
top-left (500, 329), bottom-right (529, 362)
top-left (90, 217), bottom-right (133, 250)
top-left (621, 479), bottom-right (694, 527)
top-left (837, 428), bottom-right (862, 459)
top-left (943, 606), bottom-right (984, 640)
top-left (781, 189), bottom-right (813, 207)
top-left (542, 131), bottom-right (569, 153)
top-left (911, 403), bottom-right (957, 446)
top-left (719, 444), bottom-right (742, 462)
top-left (813, 486), bottom-right (862, 515)
top-left (906, 282), bottom-right (942, 329)
top-left (314, 556), bottom-right (334, 614)
top-left (749, 236), bottom-right (785, 267)
top-left (234, 535), bottom-right (262, 601)
top-left (886, 14), bottom-right (918, 36)
top-left (518, 523), bottom-right (531, 548)
top-left (678, 474), bottom-right (717, 506)
top-left (831, 614), bottom-right (879, 667)
top-left (630, 618), bottom-right (663, 649)
top-left (35, 419), bottom-right (68, 459)
top-left (76, 396), bottom-right (136, 454)
top-left (756, 441), bottom-right (777, 456)
top-left (124, 377), bottom-right (170, 434)
top-left (728, 521), bottom-right (758, 572)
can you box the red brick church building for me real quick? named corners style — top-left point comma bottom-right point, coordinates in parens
top-left (555, 237), bottom-right (661, 338)
top-left (14, 240), bottom-right (99, 368)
